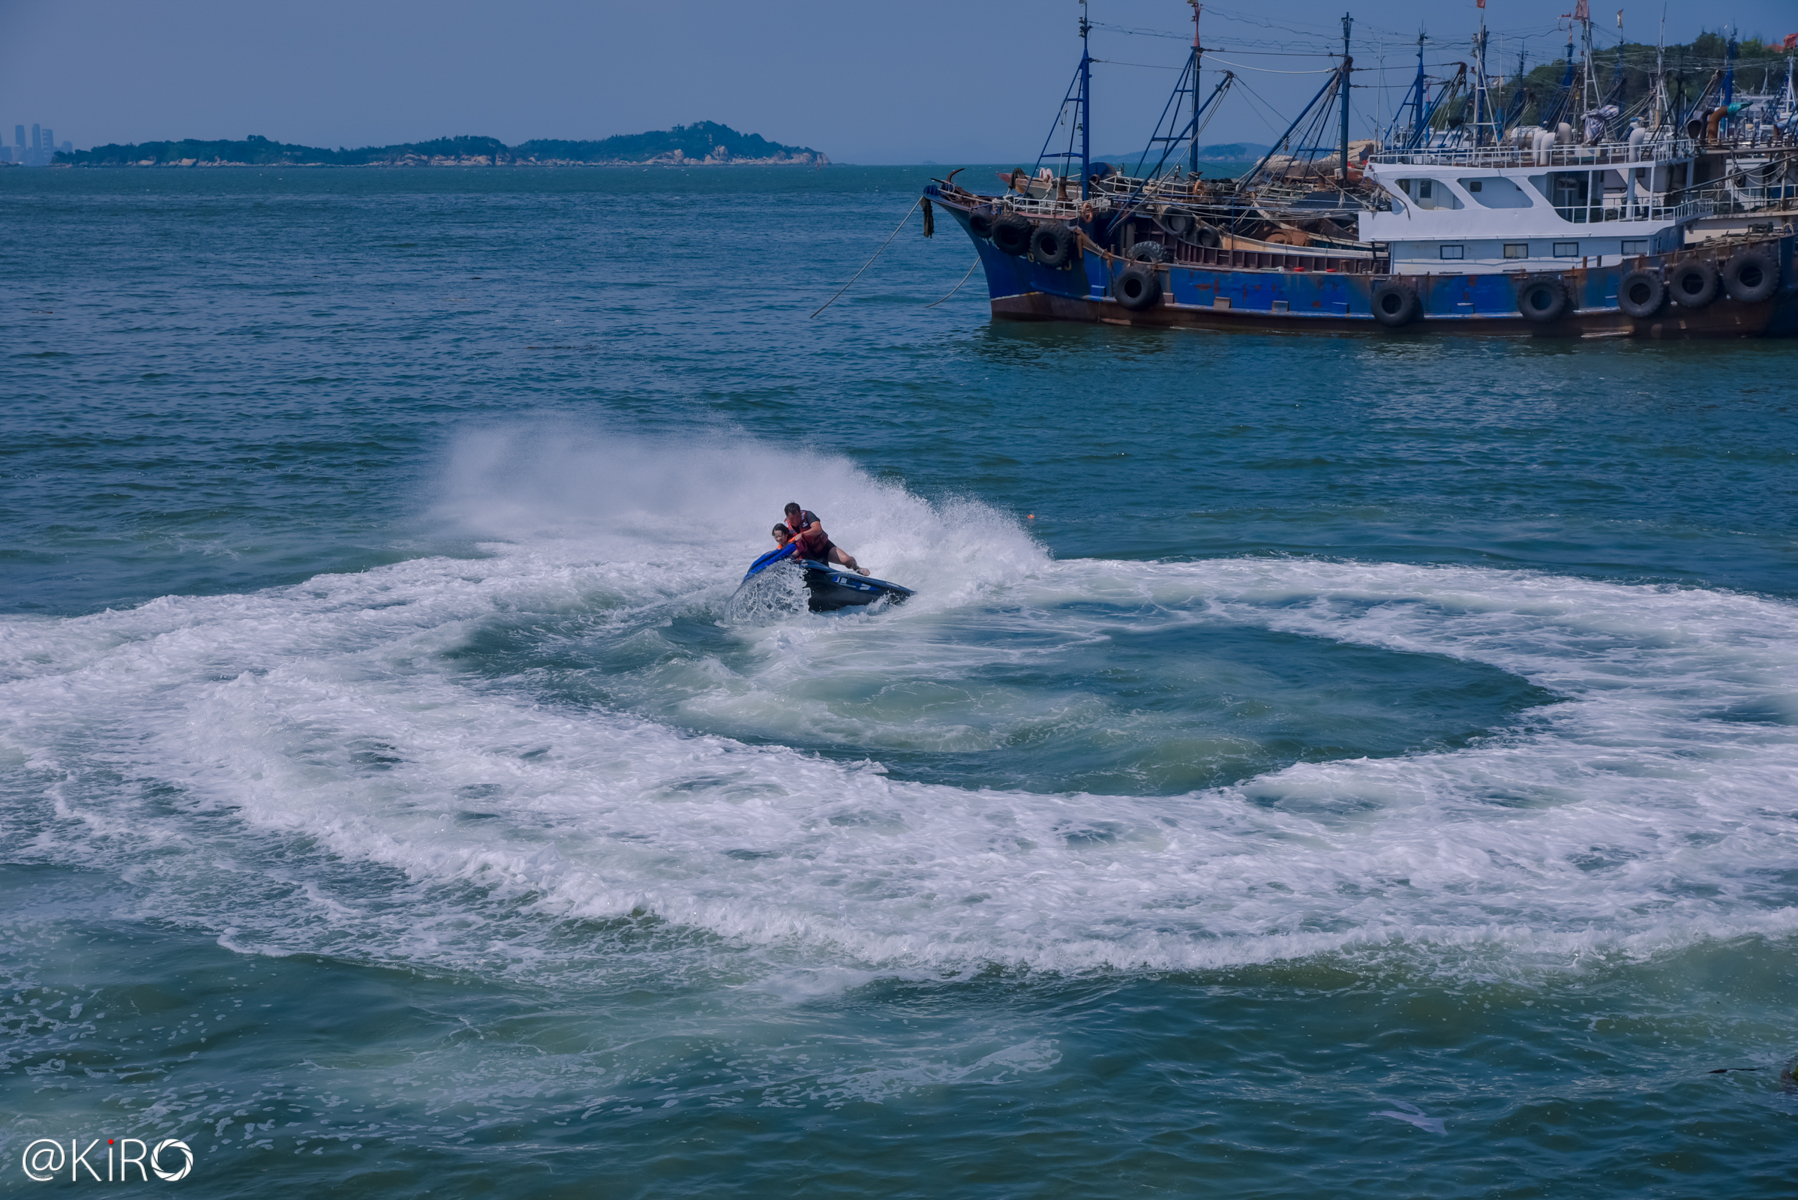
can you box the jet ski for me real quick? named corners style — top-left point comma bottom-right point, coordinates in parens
top-left (738, 544), bottom-right (914, 613)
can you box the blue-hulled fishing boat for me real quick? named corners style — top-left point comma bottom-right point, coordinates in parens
top-left (924, 5), bottom-right (1798, 338)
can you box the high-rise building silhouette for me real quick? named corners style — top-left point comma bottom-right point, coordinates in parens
top-left (6, 121), bottom-right (69, 165)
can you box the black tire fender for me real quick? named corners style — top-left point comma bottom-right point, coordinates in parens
top-left (1370, 279), bottom-right (1421, 327)
top-left (1114, 263), bottom-right (1162, 311)
top-left (967, 210), bottom-right (995, 240)
top-left (1518, 276), bottom-right (1571, 322)
top-left (1617, 269), bottom-right (1665, 318)
top-left (1160, 210), bottom-right (1196, 237)
top-left (1721, 249), bottom-right (1779, 303)
top-left (992, 212), bottom-right (1033, 257)
top-left (1031, 224), bottom-right (1074, 268)
top-left (1127, 240), bottom-right (1167, 263)
top-left (1196, 225), bottom-right (1222, 249)
top-left (1670, 260), bottom-right (1720, 308)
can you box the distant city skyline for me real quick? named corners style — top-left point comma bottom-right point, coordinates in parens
top-left (0, 121), bottom-right (71, 165)
top-left (1, 0), bottom-right (1794, 163)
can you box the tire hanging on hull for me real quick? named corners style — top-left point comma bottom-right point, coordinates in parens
top-left (1031, 225), bottom-right (1074, 268)
top-left (1519, 276), bottom-right (1571, 322)
top-left (1617, 270), bottom-right (1666, 319)
top-left (1370, 280), bottom-right (1421, 327)
top-left (1671, 261), bottom-right (1720, 308)
top-left (1114, 263), bottom-right (1161, 311)
top-left (1722, 249), bottom-right (1779, 304)
top-left (992, 212), bottom-right (1033, 257)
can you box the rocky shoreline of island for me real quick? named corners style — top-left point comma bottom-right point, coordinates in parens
top-left (58, 122), bottom-right (828, 168)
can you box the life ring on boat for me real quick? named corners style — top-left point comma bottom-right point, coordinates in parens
top-left (992, 212), bottom-right (1034, 257)
top-left (1126, 241), bottom-right (1167, 263)
top-left (1369, 279), bottom-right (1421, 327)
top-left (1080, 202), bottom-right (1094, 223)
top-left (1616, 269), bottom-right (1666, 318)
top-left (1518, 276), bottom-right (1571, 322)
top-left (1721, 249), bottom-right (1779, 303)
top-left (968, 210), bottom-right (995, 240)
top-left (1670, 260), bottom-right (1720, 308)
top-left (1114, 262), bottom-right (1162, 311)
top-left (1032, 224), bottom-right (1074, 268)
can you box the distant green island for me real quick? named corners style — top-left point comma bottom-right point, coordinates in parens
top-left (56, 122), bottom-right (827, 167)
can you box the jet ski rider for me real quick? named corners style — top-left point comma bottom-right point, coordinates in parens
top-left (782, 502), bottom-right (870, 575)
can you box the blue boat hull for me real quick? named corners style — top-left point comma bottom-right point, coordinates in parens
top-left (929, 189), bottom-right (1798, 339)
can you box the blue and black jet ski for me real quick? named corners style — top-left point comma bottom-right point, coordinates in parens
top-left (737, 543), bottom-right (914, 613)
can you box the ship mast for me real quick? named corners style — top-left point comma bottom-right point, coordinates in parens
top-left (1723, 30), bottom-right (1735, 109)
top-left (1339, 13), bottom-right (1353, 182)
top-left (1652, 14), bottom-right (1666, 130)
top-left (1578, 0), bottom-right (1598, 117)
top-left (1189, 2), bottom-right (1204, 175)
top-left (1080, 1), bottom-right (1092, 198)
top-left (1411, 31), bottom-right (1428, 146)
top-left (1473, 6), bottom-right (1489, 146)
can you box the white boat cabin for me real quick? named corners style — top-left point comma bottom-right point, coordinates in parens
top-left (1359, 140), bottom-right (1707, 273)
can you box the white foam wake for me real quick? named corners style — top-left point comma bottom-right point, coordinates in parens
top-left (3, 433), bottom-right (1796, 980)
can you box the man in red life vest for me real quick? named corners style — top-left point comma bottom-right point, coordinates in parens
top-left (782, 502), bottom-right (870, 575)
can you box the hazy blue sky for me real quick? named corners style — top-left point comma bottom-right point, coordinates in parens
top-left (2, 0), bottom-right (1793, 163)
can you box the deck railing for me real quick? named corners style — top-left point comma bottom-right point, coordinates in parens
top-left (1372, 140), bottom-right (1696, 169)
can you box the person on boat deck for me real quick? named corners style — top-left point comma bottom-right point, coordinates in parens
top-left (782, 502), bottom-right (869, 575)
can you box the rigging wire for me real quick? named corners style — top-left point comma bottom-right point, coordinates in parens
top-left (1204, 57), bottom-right (1340, 75)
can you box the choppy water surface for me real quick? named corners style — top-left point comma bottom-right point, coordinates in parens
top-left (3, 167), bottom-right (1797, 1197)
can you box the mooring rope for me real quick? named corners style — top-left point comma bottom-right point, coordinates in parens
top-left (809, 197), bottom-right (923, 319)
top-left (923, 256), bottom-right (981, 309)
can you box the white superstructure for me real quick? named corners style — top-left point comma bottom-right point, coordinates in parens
top-left (1358, 139), bottom-right (1708, 273)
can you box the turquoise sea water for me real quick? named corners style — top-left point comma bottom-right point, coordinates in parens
top-left (3, 165), bottom-right (1797, 1197)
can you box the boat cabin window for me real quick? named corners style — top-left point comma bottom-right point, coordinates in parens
top-left (1439, 245), bottom-right (1465, 260)
top-left (1621, 239), bottom-right (1647, 256)
top-left (1459, 177), bottom-right (1535, 209)
top-left (1503, 243), bottom-right (1529, 259)
top-left (1535, 171), bottom-right (1594, 222)
top-left (1394, 178), bottom-right (1462, 210)
top-left (1553, 242), bottom-right (1579, 257)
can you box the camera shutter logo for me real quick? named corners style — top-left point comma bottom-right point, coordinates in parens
top-left (152, 1139), bottom-right (193, 1182)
